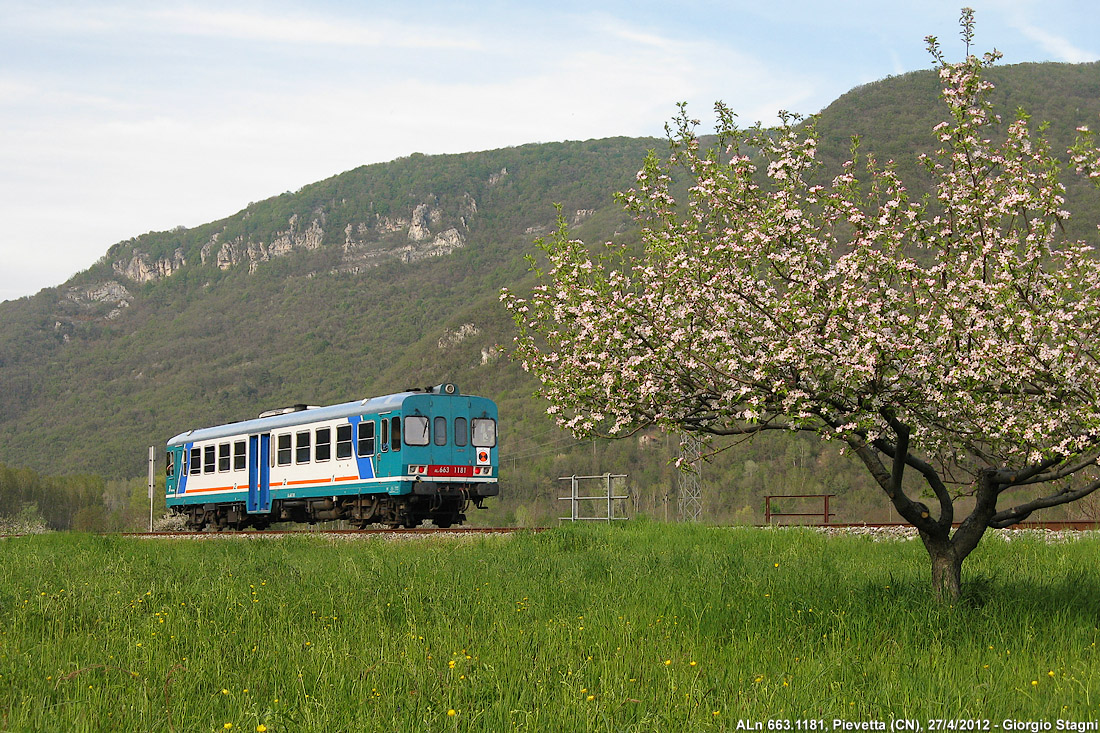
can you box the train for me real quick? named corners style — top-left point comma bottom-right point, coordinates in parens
top-left (165, 383), bottom-right (498, 530)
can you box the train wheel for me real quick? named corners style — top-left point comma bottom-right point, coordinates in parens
top-left (183, 507), bottom-right (207, 532)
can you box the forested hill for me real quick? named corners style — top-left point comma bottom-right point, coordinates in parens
top-left (2, 60), bottom-right (1099, 527)
top-left (812, 61), bottom-right (1100, 239)
top-left (0, 135), bottom-right (659, 478)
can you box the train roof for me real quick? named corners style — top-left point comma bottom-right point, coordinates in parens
top-left (167, 384), bottom-right (490, 446)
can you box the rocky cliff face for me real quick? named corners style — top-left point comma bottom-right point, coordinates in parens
top-left (336, 196), bottom-right (474, 273)
top-left (113, 249), bottom-right (186, 283)
top-left (52, 280), bottom-right (135, 335)
top-left (200, 213), bottom-right (326, 273)
top-left (110, 194), bottom-right (478, 287)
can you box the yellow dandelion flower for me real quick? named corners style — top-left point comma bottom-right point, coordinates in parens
top-left (1031, 680), bottom-right (1038, 687)
top-left (689, 661), bottom-right (697, 667)
top-left (257, 726), bottom-right (267, 732)
top-left (664, 659), bottom-right (671, 666)
top-left (221, 689), bottom-right (229, 695)
top-left (587, 695), bottom-right (595, 701)
top-left (223, 724), bottom-right (233, 730)
top-left (448, 660), bottom-right (456, 669)
top-left (1048, 670), bottom-right (1055, 678)
top-left (447, 709), bottom-right (457, 717)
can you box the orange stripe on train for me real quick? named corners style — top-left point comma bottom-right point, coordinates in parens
top-left (185, 475), bottom-right (361, 493)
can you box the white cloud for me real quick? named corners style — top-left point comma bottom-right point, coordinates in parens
top-left (1013, 23), bottom-right (1098, 63)
top-left (6, 2), bottom-right (480, 50)
top-left (149, 7), bottom-right (481, 50)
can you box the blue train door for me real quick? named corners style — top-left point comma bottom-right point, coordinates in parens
top-left (247, 433), bottom-right (271, 513)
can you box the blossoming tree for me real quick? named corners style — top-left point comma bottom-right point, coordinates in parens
top-left (503, 12), bottom-right (1100, 600)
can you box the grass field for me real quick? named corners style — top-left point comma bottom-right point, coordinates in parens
top-left (2, 523), bottom-right (1099, 731)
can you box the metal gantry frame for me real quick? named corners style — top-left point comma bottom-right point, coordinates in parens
top-left (677, 433), bottom-right (702, 522)
top-left (558, 473), bottom-right (628, 522)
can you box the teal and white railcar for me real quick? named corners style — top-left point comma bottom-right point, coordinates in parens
top-left (165, 383), bottom-right (498, 530)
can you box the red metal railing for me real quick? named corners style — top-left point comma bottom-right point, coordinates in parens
top-left (765, 494), bottom-right (836, 525)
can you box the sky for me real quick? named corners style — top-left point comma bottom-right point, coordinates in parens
top-left (1, 0), bottom-right (1098, 302)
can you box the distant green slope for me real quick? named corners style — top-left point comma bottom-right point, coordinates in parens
top-left (2, 61), bottom-right (1100, 528)
top-left (813, 61), bottom-right (1100, 238)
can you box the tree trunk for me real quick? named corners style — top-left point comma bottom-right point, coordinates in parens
top-left (923, 535), bottom-right (962, 603)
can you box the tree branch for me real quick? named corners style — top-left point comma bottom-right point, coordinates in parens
top-left (989, 477), bottom-right (1100, 528)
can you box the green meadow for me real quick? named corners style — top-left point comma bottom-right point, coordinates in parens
top-left (2, 523), bottom-right (1099, 731)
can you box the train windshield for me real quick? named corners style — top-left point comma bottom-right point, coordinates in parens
top-left (471, 418), bottom-right (497, 447)
top-left (404, 416), bottom-right (430, 446)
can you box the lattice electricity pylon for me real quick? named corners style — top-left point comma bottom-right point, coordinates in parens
top-left (677, 432), bottom-right (703, 522)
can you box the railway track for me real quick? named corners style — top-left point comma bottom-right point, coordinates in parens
top-left (4, 521), bottom-right (1098, 540)
top-left (777, 520), bottom-right (1100, 531)
top-left (121, 526), bottom-right (532, 539)
top-left (127, 520), bottom-right (1100, 537)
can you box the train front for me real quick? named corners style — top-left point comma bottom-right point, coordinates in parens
top-left (396, 384), bottom-right (499, 526)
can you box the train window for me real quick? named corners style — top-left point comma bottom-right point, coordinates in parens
top-left (380, 419), bottom-right (389, 452)
top-left (405, 416), bottom-right (429, 446)
top-left (357, 421), bottom-right (376, 457)
top-left (204, 445), bottom-right (216, 474)
top-left (316, 428), bottom-right (331, 462)
top-left (434, 416), bottom-right (448, 446)
top-left (296, 431), bottom-right (311, 464)
top-left (336, 424), bottom-right (353, 459)
top-left (234, 441), bottom-right (246, 471)
top-left (218, 443), bottom-right (231, 472)
top-left (391, 416), bottom-right (401, 452)
top-left (454, 417), bottom-right (468, 447)
top-left (363, 420), bottom-right (380, 453)
top-left (471, 418), bottom-right (497, 447)
top-left (277, 434), bottom-right (292, 466)
top-left (189, 448), bottom-right (200, 475)
top-left (166, 451), bottom-right (175, 477)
